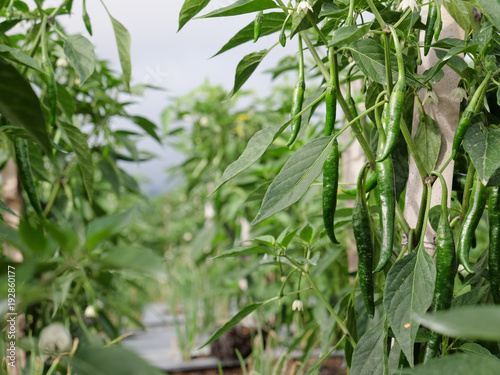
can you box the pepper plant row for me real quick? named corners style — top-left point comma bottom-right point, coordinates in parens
top-left (180, 0), bottom-right (500, 372)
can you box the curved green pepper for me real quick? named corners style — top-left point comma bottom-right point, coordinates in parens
top-left (424, 171), bottom-right (456, 362)
top-left (323, 141), bottom-right (340, 245)
top-left (489, 186), bottom-right (500, 304)
top-left (452, 72), bottom-right (491, 159)
top-left (352, 162), bottom-right (375, 317)
top-left (458, 175), bottom-right (487, 274)
top-left (374, 156), bottom-right (396, 272)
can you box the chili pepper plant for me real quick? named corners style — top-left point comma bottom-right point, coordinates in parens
top-left (180, 0), bottom-right (500, 373)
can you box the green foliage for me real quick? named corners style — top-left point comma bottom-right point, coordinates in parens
top-left (176, 0), bottom-right (500, 372)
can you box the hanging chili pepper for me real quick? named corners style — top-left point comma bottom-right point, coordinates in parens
top-left (376, 26), bottom-right (406, 162)
top-left (374, 156), bottom-right (396, 272)
top-left (452, 72), bottom-right (491, 159)
top-left (352, 162), bottom-right (375, 317)
top-left (286, 34), bottom-right (305, 146)
top-left (424, 3), bottom-right (438, 56)
top-left (253, 11), bottom-right (264, 42)
top-left (458, 175), bottom-right (487, 274)
top-left (424, 171), bottom-right (456, 362)
top-left (323, 141), bottom-right (340, 245)
top-left (489, 186), bottom-right (500, 304)
top-left (323, 47), bottom-right (339, 244)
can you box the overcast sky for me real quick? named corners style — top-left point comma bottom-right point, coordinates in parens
top-left (57, 0), bottom-right (296, 194)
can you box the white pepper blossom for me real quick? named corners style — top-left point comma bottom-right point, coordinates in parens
top-left (39, 322), bottom-right (72, 355)
top-left (398, 0), bottom-right (418, 11)
top-left (292, 299), bottom-right (304, 311)
top-left (423, 90), bottom-right (439, 106)
top-left (450, 87), bottom-right (468, 102)
top-left (296, 1), bottom-right (313, 14)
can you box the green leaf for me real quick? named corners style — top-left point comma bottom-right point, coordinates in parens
top-left (414, 306), bottom-right (500, 341)
top-left (459, 343), bottom-right (495, 357)
top-left (71, 346), bottom-right (164, 375)
top-left (350, 318), bottom-right (385, 375)
top-left (109, 16), bottom-right (131, 89)
top-left (444, 0), bottom-right (477, 35)
top-left (415, 114), bottom-right (441, 173)
top-left (328, 25), bottom-right (370, 48)
top-left (319, 2), bottom-right (347, 18)
top-left (56, 82), bottom-right (75, 119)
top-left (212, 126), bottom-right (277, 192)
top-left (347, 39), bottom-right (422, 88)
top-left (86, 210), bottom-right (133, 249)
top-left (0, 200), bottom-right (16, 217)
top-left (63, 35), bottom-right (96, 84)
top-left (475, 0), bottom-right (500, 30)
top-left (179, 0), bottom-right (210, 30)
top-left (200, 302), bottom-right (264, 348)
top-left (228, 49), bottom-right (268, 98)
top-left (383, 248), bottom-right (436, 365)
top-left (399, 353), bottom-right (500, 375)
top-left (60, 122), bottom-right (94, 202)
top-left (213, 12), bottom-right (286, 57)
top-left (0, 58), bottom-right (52, 155)
top-left (212, 246), bottom-right (271, 259)
top-left (423, 45), bottom-right (478, 83)
top-left (199, 0), bottom-right (278, 18)
top-left (131, 116), bottom-right (161, 143)
top-left (15, 138), bottom-right (42, 215)
top-left (100, 246), bottom-right (166, 279)
top-left (463, 122), bottom-right (500, 186)
top-left (0, 44), bottom-right (44, 73)
top-left (452, 284), bottom-right (489, 307)
top-left (252, 136), bottom-right (334, 224)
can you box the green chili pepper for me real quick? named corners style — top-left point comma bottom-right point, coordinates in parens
top-left (424, 172), bottom-right (456, 362)
top-left (279, 14), bottom-right (290, 47)
top-left (458, 175), bottom-right (487, 274)
top-left (374, 156), bottom-right (396, 272)
top-left (14, 138), bottom-right (43, 216)
top-left (325, 86), bottom-right (336, 137)
top-left (323, 140), bottom-right (340, 245)
top-left (253, 11), bottom-right (264, 43)
top-left (286, 35), bottom-right (305, 146)
top-left (376, 26), bottom-right (405, 163)
top-left (489, 186), bottom-right (500, 304)
top-left (452, 72), bottom-right (491, 159)
top-left (341, 172), bottom-right (377, 196)
top-left (352, 162), bottom-right (375, 317)
top-left (424, 3), bottom-right (438, 56)
top-left (433, 0), bottom-right (442, 42)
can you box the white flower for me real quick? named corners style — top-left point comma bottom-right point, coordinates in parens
top-left (56, 57), bottom-right (68, 68)
top-left (238, 278), bottom-right (248, 291)
top-left (450, 87), bottom-right (468, 102)
top-left (39, 322), bottom-right (72, 355)
top-left (398, 0), bottom-right (418, 11)
top-left (288, 9), bottom-right (294, 15)
top-left (422, 90), bottom-right (439, 106)
top-left (292, 299), bottom-right (304, 311)
top-left (84, 305), bottom-right (97, 318)
top-left (296, 1), bottom-right (313, 14)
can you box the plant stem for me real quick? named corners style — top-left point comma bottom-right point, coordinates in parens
top-left (399, 118), bottom-right (428, 179)
top-left (382, 33), bottom-right (393, 94)
top-left (366, 0), bottom-right (386, 29)
top-left (301, 32), bottom-right (330, 81)
top-left (306, 13), bottom-right (329, 46)
top-left (330, 54), bottom-right (375, 165)
top-left (460, 162), bottom-right (476, 222)
top-left (283, 255), bottom-right (356, 347)
top-left (396, 204), bottom-right (410, 235)
top-left (393, 8), bottom-right (413, 29)
top-left (304, 272), bottom-right (357, 347)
